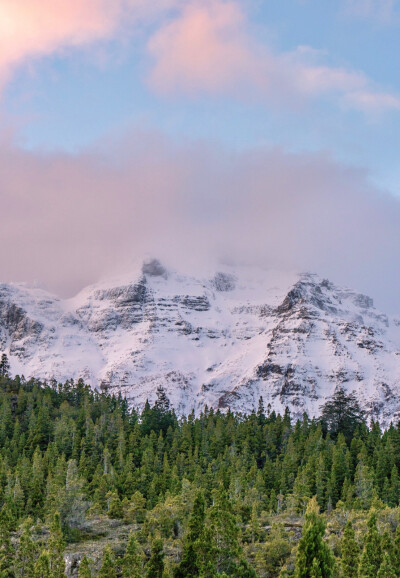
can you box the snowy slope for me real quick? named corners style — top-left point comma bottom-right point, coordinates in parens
top-left (1, 260), bottom-right (399, 425)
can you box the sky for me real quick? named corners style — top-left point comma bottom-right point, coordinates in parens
top-left (0, 0), bottom-right (399, 312)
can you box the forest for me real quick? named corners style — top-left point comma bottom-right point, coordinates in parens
top-left (0, 357), bottom-right (399, 577)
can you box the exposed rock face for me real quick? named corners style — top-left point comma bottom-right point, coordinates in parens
top-left (212, 272), bottom-right (236, 292)
top-left (0, 265), bottom-right (399, 426)
top-left (142, 258), bottom-right (167, 277)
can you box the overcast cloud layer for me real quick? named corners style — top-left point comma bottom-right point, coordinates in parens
top-left (0, 131), bottom-right (399, 314)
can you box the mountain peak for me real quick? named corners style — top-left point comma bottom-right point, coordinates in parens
top-left (0, 265), bottom-right (398, 426)
top-left (142, 258), bottom-right (167, 277)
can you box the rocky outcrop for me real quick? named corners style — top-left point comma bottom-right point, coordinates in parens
top-left (142, 258), bottom-right (167, 277)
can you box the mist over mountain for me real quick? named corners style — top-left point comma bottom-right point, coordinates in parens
top-left (0, 132), bottom-right (399, 313)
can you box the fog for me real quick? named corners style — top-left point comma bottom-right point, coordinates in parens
top-left (1, 130), bottom-right (399, 313)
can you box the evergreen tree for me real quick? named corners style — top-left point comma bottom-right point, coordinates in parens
top-left (174, 544), bottom-right (198, 578)
top-left (14, 520), bottom-right (37, 578)
top-left (121, 532), bottom-right (143, 578)
top-left (358, 512), bottom-right (382, 578)
top-left (208, 487), bottom-right (242, 575)
top-left (108, 492), bottom-right (123, 519)
top-left (377, 553), bottom-right (396, 578)
top-left (389, 465), bottom-right (400, 506)
top-left (146, 538), bottom-right (164, 578)
top-left (257, 397), bottom-right (266, 427)
top-left (381, 531), bottom-right (396, 571)
top-left (48, 512), bottom-right (65, 578)
top-left (354, 461), bottom-right (375, 510)
top-left (341, 521), bottom-right (359, 578)
top-left (98, 546), bottom-right (117, 578)
top-left (34, 551), bottom-right (51, 578)
top-left (294, 497), bottom-right (335, 578)
top-left (174, 492), bottom-right (207, 577)
top-left (0, 354), bottom-right (10, 378)
top-left (63, 458), bottom-right (88, 528)
top-left (143, 386), bottom-right (175, 435)
top-left (154, 385), bottom-right (171, 414)
top-left (78, 556), bottom-right (92, 578)
top-left (320, 388), bottom-right (365, 441)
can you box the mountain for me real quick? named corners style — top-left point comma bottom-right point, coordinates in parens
top-left (1, 260), bottom-right (399, 425)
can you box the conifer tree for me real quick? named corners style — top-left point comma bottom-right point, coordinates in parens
top-left (174, 543), bottom-right (198, 578)
top-left (78, 555), bottom-right (92, 578)
top-left (377, 552), bottom-right (396, 578)
top-left (341, 521), bottom-right (359, 578)
top-left (0, 354), bottom-right (10, 378)
top-left (329, 435), bottom-right (350, 507)
top-left (121, 532), bottom-right (143, 578)
top-left (320, 388), bottom-right (365, 441)
top-left (294, 497), bottom-right (335, 578)
top-left (381, 531), bottom-right (396, 569)
top-left (34, 551), bottom-right (51, 578)
top-left (63, 458), bottom-right (88, 528)
top-left (208, 487), bottom-right (242, 575)
top-left (354, 462), bottom-right (375, 510)
top-left (108, 492), bottom-right (123, 519)
top-left (174, 492), bottom-right (207, 577)
top-left (14, 520), bottom-right (36, 578)
top-left (153, 386), bottom-right (175, 435)
top-left (146, 538), bottom-right (164, 578)
top-left (249, 502), bottom-right (262, 544)
top-left (358, 512), bottom-right (382, 578)
top-left (389, 466), bottom-right (400, 506)
top-left (98, 546), bottom-right (117, 578)
top-left (48, 512), bottom-right (65, 578)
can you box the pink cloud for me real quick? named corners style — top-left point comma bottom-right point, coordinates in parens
top-left (147, 0), bottom-right (261, 95)
top-left (146, 0), bottom-right (399, 114)
top-left (0, 0), bottom-right (184, 91)
top-left (0, 0), bottom-right (124, 88)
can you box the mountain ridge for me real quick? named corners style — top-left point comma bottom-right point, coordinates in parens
top-left (1, 260), bottom-right (399, 425)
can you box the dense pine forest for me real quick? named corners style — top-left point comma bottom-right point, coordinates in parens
top-left (0, 357), bottom-right (400, 576)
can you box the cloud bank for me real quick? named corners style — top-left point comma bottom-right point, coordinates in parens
top-left (0, 131), bottom-right (399, 313)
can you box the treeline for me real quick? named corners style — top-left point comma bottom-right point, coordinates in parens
top-left (0, 368), bottom-right (400, 576)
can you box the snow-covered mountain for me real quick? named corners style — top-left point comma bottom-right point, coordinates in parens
top-left (1, 260), bottom-right (399, 425)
